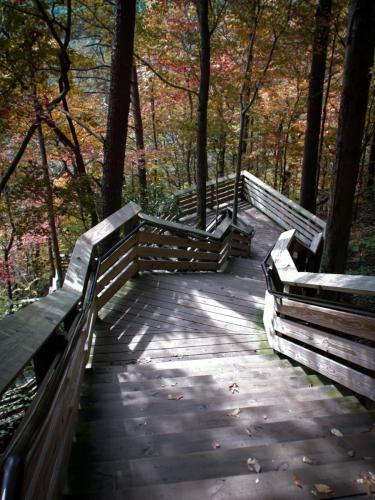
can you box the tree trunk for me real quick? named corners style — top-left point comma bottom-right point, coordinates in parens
top-left (61, 96), bottom-right (98, 226)
top-left (317, 31), bottom-right (336, 191)
top-left (232, 111), bottom-right (246, 224)
top-left (300, 0), bottom-right (332, 214)
top-left (367, 130), bottom-right (375, 191)
top-left (321, 0), bottom-right (375, 273)
top-left (102, 0), bottom-right (136, 248)
top-left (37, 123), bottom-right (64, 287)
top-left (130, 64), bottom-right (147, 202)
top-left (195, 0), bottom-right (210, 230)
top-left (150, 79), bottom-right (158, 150)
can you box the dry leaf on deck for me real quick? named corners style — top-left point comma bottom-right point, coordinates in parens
top-left (229, 383), bottom-right (239, 394)
top-left (212, 440), bottom-right (221, 449)
top-left (293, 474), bottom-right (303, 488)
top-left (168, 394), bottom-right (183, 400)
top-left (302, 456), bottom-right (314, 464)
top-left (245, 427), bottom-right (252, 437)
top-left (247, 457), bottom-right (261, 473)
top-left (357, 473), bottom-right (375, 497)
top-left (312, 483), bottom-right (333, 495)
top-left (330, 428), bottom-right (343, 437)
top-left (227, 408), bottom-right (241, 417)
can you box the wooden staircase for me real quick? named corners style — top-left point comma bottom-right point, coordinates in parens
top-left (66, 349), bottom-right (375, 499)
top-left (1, 173), bottom-right (375, 500)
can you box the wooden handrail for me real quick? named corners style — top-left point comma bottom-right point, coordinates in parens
top-left (0, 202), bottom-right (142, 397)
top-left (272, 229), bottom-right (375, 296)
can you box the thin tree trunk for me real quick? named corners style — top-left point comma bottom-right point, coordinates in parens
top-left (321, 0), bottom-right (375, 273)
top-left (131, 64), bottom-right (147, 202)
top-left (37, 123), bottom-right (64, 287)
top-left (367, 130), bottom-right (375, 191)
top-left (300, 0), bottom-right (332, 214)
top-left (150, 79), bottom-right (158, 150)
top-left (232, 111), bottom-right (246, 224)
top-left (317, 31), bottom-right (336, 191)
top-left (61, 96), bottom-right (98, 226)
top-left (102, 0), bottom-right (136, 249)
top-left (195, 0), bottom-right (210, 230)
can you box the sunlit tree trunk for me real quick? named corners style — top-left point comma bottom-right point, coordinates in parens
top-left (131, 64), bottom-right (147, 202)
top-left (37, 123), bottom-right (64, 287)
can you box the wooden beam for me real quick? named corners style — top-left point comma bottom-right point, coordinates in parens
top-left (274, 316), bottom-right (375, 371)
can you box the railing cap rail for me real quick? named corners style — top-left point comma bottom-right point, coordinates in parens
top-left (272, 230), bottom-right (375, 296)
top-left (0, 202), bottom-right (142, 397)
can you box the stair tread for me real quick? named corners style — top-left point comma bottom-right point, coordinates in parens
top-left (67, 434), bottom-right (375, 492)
top-left (86, 354), bottom-right (292, 379)
top-left (70, 411), bottom-right (375, 463)
top-left (76, 395), bottom-right (363, 436)
top-left (82, 366), bottom-right (307, 393)
top-left (65, 458), bottom-right (375, 499)
top-left (79, 384), bottom-right (344, 419)
top-left (80, 373), bottom-right (317, 404)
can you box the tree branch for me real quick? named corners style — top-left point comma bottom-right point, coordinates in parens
top-left (134, 53), bottom-right (198, 96)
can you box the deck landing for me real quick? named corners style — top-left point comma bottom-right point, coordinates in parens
top-left (66, 205), bottom-right (375, 499)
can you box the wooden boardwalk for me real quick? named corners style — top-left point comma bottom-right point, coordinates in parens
top-left (66, 204), bottom-right (375, 499)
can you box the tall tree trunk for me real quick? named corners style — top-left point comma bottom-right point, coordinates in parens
top-left (300, 0), bottom-right (332, 214)
top-left (195, 0), bottom-right (210, 230)
top-left (150, 79), bottom-right (158, 150)
top-left (102, 0), bottom-right (136, 248)
top-left (130, 64), bottom-right (147, 202)
top-left (321, 0), bottom-right (375, 273)
top-left (367, 130), bottom-right (375, 191)
top-left (317, 31), bottom-right (336, 191)
top-left (218, 131), bottom-right (226, 177)
top-left (37, 123), bottom-right (64, 287)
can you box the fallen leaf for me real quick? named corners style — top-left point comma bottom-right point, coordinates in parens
top-left (212, 440), bottom-right (220, 449)
top-left (138, 357), bottom-right (152, 364)
top-left (227, 408), bottom-right (241, 417)
top-left (263, 415), bottom-right (268, 420)
top-left (247, 457), bottom-right (261, 473)
top-left (255, 477), bottom-right (259, 484)
top-left (331, 428), bottom-right (343, 437)
top-left (229, 383), bottom-right (239, 394)
top-left (313, 483), bottom-right (333, 495)
top-left (168, 394), bottom-right (183, 400)
top-left (302, 456), bottom-right (314, 464)
top-left (245, 427), bottom-right (252, 437)
top-left (347, 450), bottom-right (355, 458)
top-left (357, 473), bottom-right (375, 496)
top-left (293, 474), bottom-right (303, 488)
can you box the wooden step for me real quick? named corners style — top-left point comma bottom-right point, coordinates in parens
top-left (81, 366), bottom-right (310, 395)
top-left (80, 374), bottom-right (320, 406)
top-left (66, 458), bottom-right (375, 499)
top-left (67, 434), bottom-right (375, 493)
top-left (78, 385), bottom-right (344, 420)
top-left (70, 411), bottom-right (375, 464)
top-left (86, 353), bottom-right (291, 379)
top-left (75, 396), bottom-right (364, 440)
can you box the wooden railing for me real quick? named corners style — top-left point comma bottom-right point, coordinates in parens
top-left (241, 171), bottom-right (326, 252)
top-left (264, 229), bottom-right (375, 401)
top-left (175, 171), bottom-right (325, 254)
top-left (0, 202), bottom-right (253, 500)
top-left (175, 173), bottom-right (241, 219)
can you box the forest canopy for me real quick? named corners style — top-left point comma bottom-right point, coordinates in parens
top-left (0, 0), bottom-right (374, 316)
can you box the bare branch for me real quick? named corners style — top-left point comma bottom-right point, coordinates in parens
top-left (134, 53), bottom-right (198, 96)
top-left (55, 108), bottom-right (105, 143)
